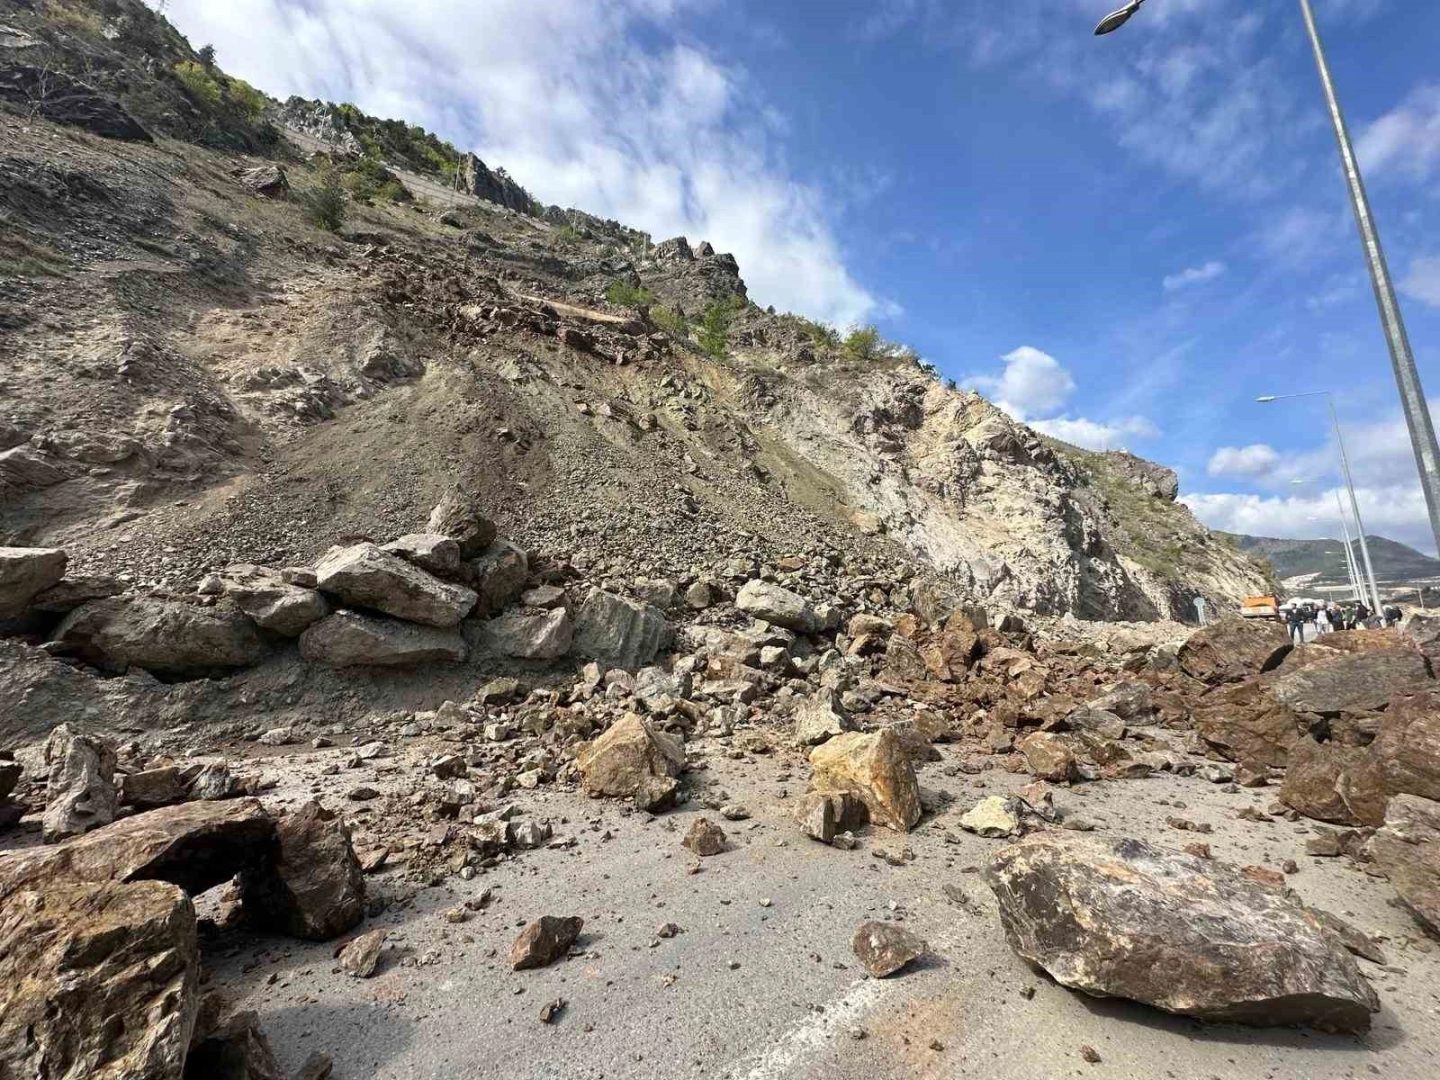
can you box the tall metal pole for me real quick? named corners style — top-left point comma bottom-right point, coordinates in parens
top-left (1299, 0), bottom-right (1440, 558)
top-left (1328, 397), bottom-right (1384, 612)
top-left (1332, 487), bottom-right (1362, 602)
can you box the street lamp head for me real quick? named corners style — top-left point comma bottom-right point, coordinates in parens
top-left (1256, 395), bottom-right (1277, 403)
top-left (1094, 0), bottom-right (1145, 35)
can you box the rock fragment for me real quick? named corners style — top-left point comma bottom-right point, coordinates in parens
top-left (0, 545), bottom-right (66, 618)
top-left (239, 801), bottom-right (365, 940)
top-left (851, 921), bottom-right (927, 978)
top-left (808, 729), bottom-right (921, 832)
top-left (43, 723), bottom-right (118, 842)
top-left (682, 817), bottom-right (726, 856)
top-left (315, 542), bottom-right (477, 627)
top-left (300, 610), bottom-right (466, 666)
top-left (510, 915), bottom-right (584, 970)
top-left (338, 929), bottom-right (386, 977)
top-left (576, 713), bottom-right (684, 811)
top-left (572, 587), bottom-right (669, 669)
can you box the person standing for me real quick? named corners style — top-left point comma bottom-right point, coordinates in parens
top-left (1316, 605), bottom-right (1331, 634)
top-left (1286, 605), bottom-right (1305, 646)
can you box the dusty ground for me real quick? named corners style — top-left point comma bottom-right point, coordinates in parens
top-left (176, 727), bottom-right (1439, 1080)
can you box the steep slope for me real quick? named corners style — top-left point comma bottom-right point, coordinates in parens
top-left (0, 0), bottom-right (1269, 626)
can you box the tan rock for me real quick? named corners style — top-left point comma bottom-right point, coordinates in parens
top-left (576, 713), bottom-right (684, 810)
top-left (1279, 738), bottom-right (1365, 824)
top-left (1363, 794), bottom-right (1440, 936)
top-left (1177, 619), bottom-right (1292, 685)
top-left (808, 729), bottom-right (921, 832)
top-left (1016, 731), bottom-right (1076, 782)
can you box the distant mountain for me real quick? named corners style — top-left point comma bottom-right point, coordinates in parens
top-left (1222, 533), bottom-right (1440, 588)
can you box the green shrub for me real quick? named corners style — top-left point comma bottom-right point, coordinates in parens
top-left (300, 167), bottom-right (346, 231)
top-left (797, 317), bottom-right (839, 348)
top-left (174, 60), bottom-right (222, 110)
top-left (554, 224), bottom-right (583, 249)
top-left (606, 281), bottom-right (654, 307)
top-left (697, 296), bottom-right (745, 360)
top-left (843, 324), bottom-right (882, 362)
top-left (650, 305), bottom-right (688, 336)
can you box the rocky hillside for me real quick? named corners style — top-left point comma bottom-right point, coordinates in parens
top-left (1227, 532), bottom-right (1440, 589)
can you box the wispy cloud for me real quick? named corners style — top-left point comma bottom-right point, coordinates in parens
top-left (1400, 255), bottom-right (1440, 308)
top-left (1356, 83), bottom-right (1440, 182)
top-left (1163, 260), bottom-right (1226, 292)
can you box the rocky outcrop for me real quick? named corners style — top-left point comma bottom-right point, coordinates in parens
top-left (0, 879), bottom-right (198, 1080)
top-left (808, 729), bottom-right (920, 832)
top-left (299, 610), bottom-right (466, 666)
top-left (576, 712), bottom-right (684, 811)
top-left (572, 588), bottom-right (669, 669)
top-left (0, 545), bottom-right (66, 618)
top-left (53, 597), bottom-right (269, 675)
top-left (458, 152), bottom-right (535, 214)
top-left (0, 65), bottom-right (152, 140)
top-left (987, 833), bottom-right (1379, 1032)
top-left (1178, 619), bottom-right (1292, 685)
top-left (43, 723), bottom-right (118, 842)
top-left (315, 543), bottom-right (477, 627)
top-left (239, 801), bottom-right (364, 941)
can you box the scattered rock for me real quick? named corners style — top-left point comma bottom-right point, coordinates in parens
top-left (576, 712), bottom-right (685, 811)
top-left (808, 729), bottom-right (921, 833)
top-left (54, 597), bottom-right (269, 675)
top-left (959, 795), bottom-right (1021, 838)
top-left (42, 723), bottom-right (118, 842)
top-left (221, 564), bottom-right (330, 636)
top-left (1363, 793), bottom-right (1440, 936)
top-left (380, 533), bottom-right (462, 577)
top-left (337, 928), bottom-right (386, 977)
top-left (483, 608), bottom-right (574, 660)
top-left (120, 766), bottom-right (189, 811)
top-left (851, 920), bottom-right (927, 978)
top-left (427, 489), bottom-right (498, 558)
top-left (510, 915), bottom-right (583, 970)
top-left (239, 163), bottom-right (289, 198)
top-left (184, 1008), bottom-right (280, 1080)
top-left (1016, 731), bottom-right (1075, 782)
top-left (793, 688), bottom-right (853, 746)
top-left (735, 579), bottom-right (817, 633)
top-left (1177, 619), bottom-right (1292, 685)
top-left (682, 817), bottom-right (726, 856)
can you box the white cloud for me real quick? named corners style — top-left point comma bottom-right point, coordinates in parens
top-left (1208, 443), bottom-right (1281, 478)
top-left (1030, 415), bottom-right (1159, 451)
top-left (1400, 255), bottom-right (1440, 308)
top-left (1357, 84), bottom-right (1440, 182)
top-left (962, 345), bottom-right (1075, 417)
top-left (158, 0), bottom-right (881, 326)
top-left (1162, 260), bottom-right (1226, 292)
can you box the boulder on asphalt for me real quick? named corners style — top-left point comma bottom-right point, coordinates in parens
top-left (0, 545), bottom-right (66, 618)
top-left (808, 729), bottom-right (921, 833)
top-left (315, 542), bottom-right (476, 627)
top-left (427, 489), bottom-right (498, 557)
top-left (299, 610), bottom-right (466, 667)
top-left (851, 921), bottom-right (927, 978)
top-left (576, 712), bottom-right (685, 811)
top-left (1192, 682), bottom-right (1304, 768)
top-left (1270, 647), bottom-right (1432, 717)
top-left (120, 766), bottom-right (189, 811)
top-left (381, 533), bottom-right (462, 578)
top-left (510, 915), bottom-right (583, 970)
top-left (1178, 619), bottom-right (1292, 685)
top-left (735, 579), bottom-right (817, 633)
top-left (1363, 793), bottom-right (1440, 936)
top-left (1, 799), bottom-right (276, 902)
top-left (1016, 731), bottom-right (1076, 782)
top-left (793, 688), bottom-right (853, 746)
top-left (682, 817), bottom-right (726, 856)
top-left (793, 790), bottom-right (866, 843)
top-left (239, 801), bottom-right (364, 941)
top-left (221, 564), bottom-right (330, 636)
top-left (986, 833), bottom-right (1380, 1032)
top-left (469, 540), bottom-right (528, 616)
top-left (1279, 738), bottom-right (1366, 824)
top-left (573, 587), bottom-right (669, 669)
top-left (959, 795), bottom-right (1022, 838)
top-left (1337, 688), bottom-right (1440, 826)
top-left (483, 608), bottom-right (574, 660)
top-left (184, 1009), bottom-right (279, 1080)
top-left (0, 879), bottom-right (198, 1080)
top-left (53, 597), bottom-right (269, 675)
top-left (43, 723), bottom-right (118, 842)
top-left (337, 929), bottom-right (386, 978)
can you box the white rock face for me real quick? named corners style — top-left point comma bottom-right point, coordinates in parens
top-left (315, 543), bottom-right (477, 628)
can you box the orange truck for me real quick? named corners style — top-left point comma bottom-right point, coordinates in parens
top-left (1240, 595), bottom-right (1281, 620)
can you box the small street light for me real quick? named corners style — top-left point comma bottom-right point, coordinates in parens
top-left (1094, 1), bottom-right (1147, 36)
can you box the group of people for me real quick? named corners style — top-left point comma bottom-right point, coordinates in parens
top-left (1283, 599), bottom-right (1404, 643)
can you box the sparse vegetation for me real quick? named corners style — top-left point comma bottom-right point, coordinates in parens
top-left (338, 156), bottom-right (412, 204)
top-left (299, 166), bottom-right (346, 231)
top-left (606, 281), bottom-right (654, 307)
top-left (843, 324), bottom-right (882, 362)
top-left (554, 224), bottom-right (583, 250)
top-left (697, 295), bottom-right (746, 359)
top-left (650, 305), bottom-right (688, 337)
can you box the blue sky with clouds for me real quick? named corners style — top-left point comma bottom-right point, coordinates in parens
top-left (163, 0), bottom-right (1440, 552)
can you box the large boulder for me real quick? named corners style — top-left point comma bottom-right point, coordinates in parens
top-left (380, 533), bottom-right (462, 578)
top-left (576, 712), bottom-right (685, 811)
top-left (43, 723), bottom-right (118, 842)
top-left (1087, 681), bottom-right (1156, 724)
top-left (239, 801), bottom-right (364, 941)
top-left (735, 580), bottom-right (817, 633)
top-left (0, 879), bottom-right (198, 1080)
top-left (0, 799), bottom-right (276, 902)
top-left (793, 688), bottom-right (853, 746)
top-left (1279, 737), bottom-right (1365, 824)
top-left (53, 597), bottom-right (269, 675)
top-left (30, 574), bottom-right (126, 614)
top-left (1177, 619), bottom-right (1292, 685)
top-left (299, 610), bottom-right (466, 667)
top-left (0, 545), bottom-right (66, 618)
top-left (427, 489), bottom-right (497, 558)
top-left (220, 564), bottom-right (329, 636)
top-left (1269, 647), bottom-right (1431, 717)
top-left (1363, 794), bottom-right (1440, 936)
top-left (986, 833), bottom-right (1380, 1032)
top-left (1192, 681), bottom-right (1304, 767)
top-left (919, 619), bottom-right (979, 682)
top-left (808, 729), bottom-right (921, 833)
top-left (483, 608), bottom-right (574, 660)
top-left (1016, 731), bottom-right (1076, 782)
top-left (183, 1009), bottom-right (279, 1080)
top-left (1336, 688), bottom-right (1440, 826)
top-left (469, 540), bottom-right (528, 616)
top-left (572, 588), bottom-right (669, 669)
top-left (314, 543), bottom-right (476, 627)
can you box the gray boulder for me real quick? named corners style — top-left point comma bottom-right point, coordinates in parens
top-left (735, 579), bottom-right (817, 633)
top-left (43, 724), bottom-right (118, 843)
top-left (427, 489), bottom-right (497, 558)
top-left (381, 533), bottom-right (462, 578)
top-left (53, 597), bottom-right (269, 675)
top-left (573, 588), bottom-right (669, 669)
top-left (221, 564), bottom-right (329, 636)
top-left (793, 688), bottom-right (853, 746)
top-left (987, 833), bottom-right (1380, 1032)
top-left (299, 610), bottom-right (466, 666)
top-left (29, 574), bottom-right (126, 614)
top-left (483, 608), bottom-right (574, 660)
top-left (470, 540), bottom-right (529, 616)
top-left (315, 543), bottom-right (476, 627)
top-left (0, 545), bottom-right (67, 618)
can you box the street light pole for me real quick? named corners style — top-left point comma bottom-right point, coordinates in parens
top-left (1293, 478), bottom-right (1363, 601)
top-left (1297, 0), bottom-right (1440, 559)
top-left (1096, 0), bottom-right (1440, 559)
top-left (1259, 391), bottom-right (1383, 612)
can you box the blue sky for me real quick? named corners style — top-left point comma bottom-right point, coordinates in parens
top-left (164, 0), bottom-right (1440, 552)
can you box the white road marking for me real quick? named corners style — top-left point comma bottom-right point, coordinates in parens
top-left (732, 928), bottom-right (966, 1080)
